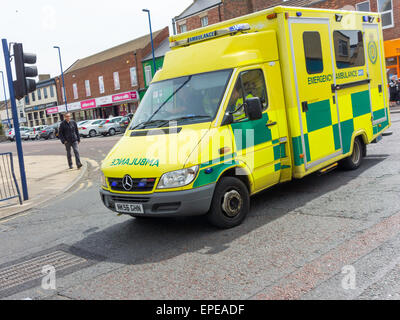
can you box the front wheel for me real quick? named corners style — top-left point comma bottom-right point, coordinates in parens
top-left (339, 137), bottom-right (365, 170)
top-left (109, 128), bottom-right (116, 136)
top-left (207, 177), bottom-right (250, 229)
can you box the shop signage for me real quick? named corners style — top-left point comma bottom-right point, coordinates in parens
top-left (81, 99), bottom-right (97, 110)
top-left (96, 95), bottom-right (113, 106)
top-left (25, 102), bottom-right (57, 113)
top-left (112, 91), bottom-right (138, 103)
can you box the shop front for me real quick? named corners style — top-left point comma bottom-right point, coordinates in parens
top-left (26, 102), bottom-right (57, 127)
top-left (48, 90), bottom-right (139, 122)
top-left (95, 91), bottom-right (139, 119)
top-left (385, 38), bottom-right (400, 81)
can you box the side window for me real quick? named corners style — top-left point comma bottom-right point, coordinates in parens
top-left (227, 69), bottom-right (268, 122)
top-left (333, 30), bottom-right (365, 69)
top-left (303, 31), bottom-right (324, 74)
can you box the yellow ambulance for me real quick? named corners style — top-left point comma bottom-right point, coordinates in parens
top-left (100, 6), bottom-right (390, 228)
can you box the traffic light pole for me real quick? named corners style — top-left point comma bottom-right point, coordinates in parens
top-left (2, 39), bottom-right (29, 201)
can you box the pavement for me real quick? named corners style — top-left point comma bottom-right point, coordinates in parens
top-left (0, 155), bottom-right (87, 221)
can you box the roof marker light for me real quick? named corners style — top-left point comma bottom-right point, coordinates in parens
top-left (267, 13), bottom-right (277, 20)
top-left (363, 16), bottom-right (369, 22)
top-left (335, 14), bottom-right (343, 22)
top-left (296, 12), bottom-right (302, 17)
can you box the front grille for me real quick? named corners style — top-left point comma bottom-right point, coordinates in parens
top-left (111, 196), bottom-right (150, 203)
top-left (108, 177), bottom-right (156, 192)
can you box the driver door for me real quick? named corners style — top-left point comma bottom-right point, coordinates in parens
top-left (228, 68), bottom-right (281, 192)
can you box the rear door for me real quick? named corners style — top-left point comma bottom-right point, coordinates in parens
top-left (363, 23), bottom-right (388, 125)
top-left (289, 18), bottom-right (342, 170)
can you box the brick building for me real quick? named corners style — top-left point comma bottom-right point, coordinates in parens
top-left (173, 0), bottom-right (317, 34)
top-left (52, 27), bottom-right (169, 122)
top-left (175, 0), bottom-right (397, 40)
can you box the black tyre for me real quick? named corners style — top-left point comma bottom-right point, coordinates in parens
top-left (109, 128), bottom-right (116, 136)
top-left (340, 137), bottom-right (364, 170)
top-left (207, 177), bottom-right (250, 229)
top-left (89, 130), bottom-right (96, 138)
top-left (49, 133), bottom-right (55, 139)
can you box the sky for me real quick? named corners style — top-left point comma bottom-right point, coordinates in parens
top-left (0, 0), bottom-right (193, 101)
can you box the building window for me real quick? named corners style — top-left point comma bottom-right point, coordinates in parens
top-left (180, 24), bottom-right (187, 33)
top-left (73, 83), bottom-right (78, 100)
top-left (356, 1), bottom-right (370, 11)
top-left (145, 65), bottom-right (152, 87)
top-left (333, 30), bottom-right (365, 69)
top-left (37, 89), bottom-right (42, 100)
top-left (377, 0), bottom-right (394, 29)
top-left (32, 92), bottom-right (35, 102)
top-left (50, 85), bottom-right (54, 98)
top-left (303, 32), bottom-right (324, 74)
top-left (85, 80), bottom-right (91, 97)
top-left (113, 72), bottom-right (120, 90)
top-left (99, 76), bottom-right (105, 94)
top-left (130, 67), bottom-right (138, 87)
top-left (44, 87), bottom-right (48, 99)
top-left (25, 95), bottom-right (30, 105)
top-left (201, 16), bottom-right (208, 27)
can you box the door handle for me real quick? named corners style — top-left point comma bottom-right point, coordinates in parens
top-left (378, 84), bottom-right (382, 93)
top-left (266, 121), bottom-right (277, 127)
top-left (302, 101), bottom-right (308, 113)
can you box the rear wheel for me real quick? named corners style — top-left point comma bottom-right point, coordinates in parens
top-left (340, 137), bottom-right (365, 170)
top-left (89, 130), bottom-right (96, 138)
top-left (207, 177), bottom-right (250, 229)
top-left (49, 133), bottom-right (55, 139)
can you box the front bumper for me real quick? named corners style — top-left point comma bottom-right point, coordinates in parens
top-left (100, 184), bottom-right (216, 217)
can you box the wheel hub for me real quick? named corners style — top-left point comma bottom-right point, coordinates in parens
top-left (222, 190), bottom-right (242, 217)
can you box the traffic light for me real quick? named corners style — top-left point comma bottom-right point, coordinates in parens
top-left (13, 43), bottom-right (38, 100)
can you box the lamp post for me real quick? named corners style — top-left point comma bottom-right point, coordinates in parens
top-left (0, 70), bottom-right (11, 127)
top-left (142, 9), bottom-right (157, 72)
top-left (53, 46), bottom-right (68, 112)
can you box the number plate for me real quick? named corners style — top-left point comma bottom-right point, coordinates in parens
top-left (115, 202), bottom-right (144, 214)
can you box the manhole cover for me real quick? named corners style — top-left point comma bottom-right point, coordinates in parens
top-left (0, 250), bottom-right (86, 291)
top-left (0, 245), bottom-right (104, 298)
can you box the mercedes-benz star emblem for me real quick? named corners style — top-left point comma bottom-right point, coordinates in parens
top-left (122, 175), bottom-right (133, 191)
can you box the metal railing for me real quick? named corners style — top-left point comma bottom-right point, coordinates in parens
top-left (0, 152), bottom-right (22, 205)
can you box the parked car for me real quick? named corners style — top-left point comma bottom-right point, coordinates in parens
top-left (78, 119), bottom-right (105, 138)
top-left (51, 122), bottom-right (61, 139)
top-left (119, 116), bottom-right (131, 133)
top-left (40, 126), bottom-right (56, 140)
top-left (6, 126), bottom-right (30, 141)
top-left (98, 116), bottom-right (123, 136)
top-left (26, 127), bottom-right (40, 140)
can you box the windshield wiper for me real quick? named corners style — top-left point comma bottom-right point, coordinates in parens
top-left (169, 115), bottom-right (211, 122)
top-left (131, 119), bottom-right (170, 130)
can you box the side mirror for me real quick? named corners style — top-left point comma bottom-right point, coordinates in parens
top-left (221, 112), bottom-right (234, 126)
top-left (244, 97), bottom-right (263, 121)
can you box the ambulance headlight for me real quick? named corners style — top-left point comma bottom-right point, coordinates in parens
top-left (157, 166), bottom-right (199, 189)
top-left (101, 172), bottom-right (107, 188)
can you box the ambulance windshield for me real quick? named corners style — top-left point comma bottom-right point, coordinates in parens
top-left (130, 69), bottom-right (232, 130)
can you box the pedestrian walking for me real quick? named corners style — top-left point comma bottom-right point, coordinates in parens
top-left (389, 75), bottom-right (399, 106)
top-left (58, 113), bottom-right (83, 170)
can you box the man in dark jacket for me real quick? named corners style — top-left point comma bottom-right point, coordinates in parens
top-left (58, 113), bottom-right (82, 169)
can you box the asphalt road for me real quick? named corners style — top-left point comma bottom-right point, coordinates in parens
top-left (0, 115), bottom-right (400, 300)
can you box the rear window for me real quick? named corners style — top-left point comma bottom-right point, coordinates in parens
top-left (303, 31), bottom-right (324, 74)
top-left (333, 30), bottom-right (365, 69)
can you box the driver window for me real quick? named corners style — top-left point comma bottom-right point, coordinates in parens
top-left (227, 69), bottom-right (268, 123)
